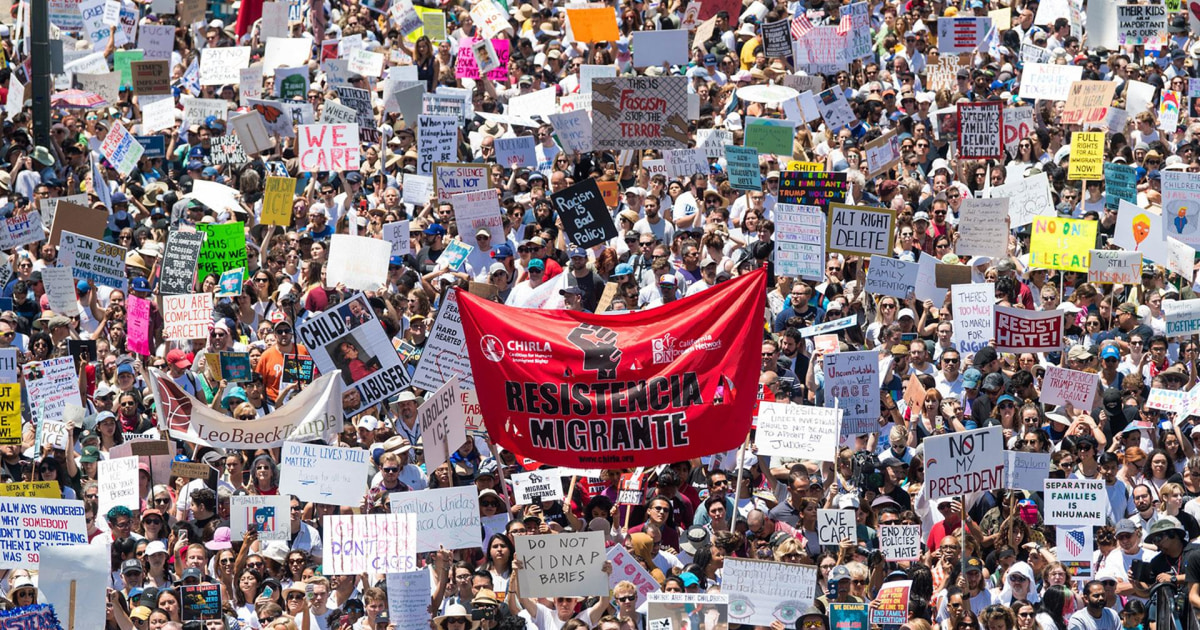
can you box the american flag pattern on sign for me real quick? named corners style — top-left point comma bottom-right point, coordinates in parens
top-left (949, 18), bottom-right (980, 48)
top-left (1063, 529), bottom-right (1085, 556)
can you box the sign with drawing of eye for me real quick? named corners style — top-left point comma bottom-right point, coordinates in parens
top-left (722, 558), bottom-right (817, 626)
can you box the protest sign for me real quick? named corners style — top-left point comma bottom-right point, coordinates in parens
top-left (548, 109), bottom-right (592, 154)
top-left (865, 255), bottom-right (919, 299)
top-left (0, 211), bottom-right (43, 251)
top-left (880, 525), bottom-right (922, 562)
top-left (280, 442), bottom-right (370, 506)
top-left (130, 59), bottom-right (170, 95)
top-left (415, 377), bottom-right (467, 471)
top-left (381, 221), bottom-right (411, 258)
top-left (567, 7), bottom-right (619, 42)
top-left (1113, 200), bottom-right (1169, 264)
top-left (862, 131), bottom-right (900, 178)
top-left (924, 426), bottom-right (1005, 500)
top-left (1062, 81), bottom-right (1116, 126)
top-left (297, 124), bottom-right (361, 172)
top-left (1003, 105), bottom-right (1035, 156)
top-left (0, 385), bottom-right (20, 445)
top-left (827, 203), bottom-right (894, 257)
top-left (97, 120), bottom-right (143, 177)
top-left (937, 17), bottom-right (990, 52)
top-left (778, 170), bottom-right (848, 208)
top-left (200, 46), bottom-right (250, 85)
top-left (416, 114), bottom-right (458, 176)
top-left (297, 293), bottom-right (410, 416)
top-left (815, 88), bottom-right (858, 131)
top-left (955, 198), bottom-right (1009, 259)
top-left (494, 136), bottom-right (536, 169)
top-left (48, 201), bottom-right (106, 247)
top-left (957, 101), bottom-right (1003, 159)
top-left (870, 580), bottom-right (912, 626)
top-left (951, 283), bottom-right (994, 354)
top-left (210, 135), bottom-right (249, 166)
top-left (435, 163), bottom-right (491, 204)
top-left (755, 402), bottom-right (841, 461)
top-left (648, 593), bottom-right (729, 630)
top-left (1117, 4), bottom-right (1166, 45)
top-left (745, 119), bottom-right (798, 157)
top-left (1044, 479), bottom-right (1107, 526)
top-left (831, 603), bottom-right (869, 630)
top-left (1041, 366), bottom-right (1100, 409)
top-left (219, 352), bottom-right (252, 382)
top-left (725, 145), bottom-right (762, 190)
top-left (450, 189), bottom-right (505, 248)
top-left (1088, 250), bottom-right (1142, 284)
top-left (823, 350), bottom-right (878, 436)
top-left (817, 509), bottom-right (857, 545)
top-left (387, 571), bottom-right (432, 630)
top-left (38, 542), bottom-right (108, 630)
top-left (282, 355), bottom-right (315, 385)
top-left (261, 177), bottom-right (296, 226)
top-left (994, 306), bottom-right (1063, 353)
top-left (514, 532), bottom-right (607, 598)
top-left (723, 559), bottom-right (818, 626)
top-left (195, 222), bottom-right (247, 282)
top-left (25, 358), bottom-right (80, 450)
top-left (591, 77), bottom-right (688, 151)
top-left (163, 293), bottom-right (213, 340)
top-left (1068, 132), bottom-right (1105, 180)
top-left (0, 497), bottom-right (88, 568)
top-left (390, 486), bottom-right (480, 553)
top-left (327, 234), bottom-right (391, 292)
top-left (230, 494), bottom-right (290, 542)
top-left (42, 268), bottom-right (79, 317)
top-left (1029, 216), bottom-right (1097, 273)
top-left (607, 544), bottom-right (661, 607)
top-left (323, 512), bottom-right (416, 574)
top-left (1018, 63), bottom-right (1083, 101)
top-left (551, 179), bottom-right (618, 249)
top-left (97, 456), bottom-right (139, 515)
top-left (127, 295), bottom-right (152, 355)
top-left (410, 290), bottom-right (474, 392)
top-left (1165, 299), bottom-right (1200, 337)
top-left (58, 229), bottom-right (129, 291)
top-left (991, 172), bottom-right (1054, 227)
top-left (773, 203), bottom-right (825, 282)
top-left (1147, 388), bottom-right (1187, 413)
top-left (1005, 450), bottom-right (1051, 490)
top-left (1058, 527), bottom-right (1093, 579)
top-left (1161, 171), bottom-right (1200, 247)
top-left (1168, 237), bottom-right (1195, 280)
top-left (512, 469), bottom-right (564, 504)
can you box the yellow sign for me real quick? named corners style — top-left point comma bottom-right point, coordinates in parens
top-left (1030, 217), bottom-right (1098, 273)
top-left (0, 482), bottom-right (57, 498)
top-left (405, 6), bottom-right (443, 42)
top-left (0, 384), bottom-right (19, 446)
top-left (1068, 132), bottom-right (1104, 180)
top-left (786, 161), bottom-right (823, 172)
top-left (260, 177), bottom-right (297, 227)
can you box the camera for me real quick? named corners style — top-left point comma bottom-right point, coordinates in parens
top-left (472, 607), bottom-right (496, 621)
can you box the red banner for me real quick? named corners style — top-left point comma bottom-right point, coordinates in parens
top-left (456, 268), bottom-right (767, 467)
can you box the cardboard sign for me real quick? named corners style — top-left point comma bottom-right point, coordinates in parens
top-left (163, 293), bottom-right (213, 340)
top-left (817, 509), bottom-right (857, 545)
top-left (513, 532), bottom-right (607, 598)
top-left (827, 203), bottom-right (895, 257)
top-left (389, 486), bottom-right (481, 553)
top-left (923, 426), bottom-right (1005, 500)
top-left (956, 101), bottom-right (1003, 159)
top-left (171, 461), bottom-right (211, 479)
top-left (1068, 131), bottom-right (1104, 180)
top-left (591, 77), bottom-right (688, 151)
top-left (323, 513), bottom-right (417, 574)
top-left (1041, 366), bottom-right (1100, 409)
top-left (280, 442), bottom-right (371, 506)
top-left (261, 177), bottom-right (296, 226)
top-left (551, 179), bottom-right (619, 248)
top-left (297, 124), bottom-right (361, 172)
top-left (722, 559), bottom-right (818, 627)
top-left (130, 59), bottom-right (170, 95)
top-left (1061, 80), bottom-right (1116, 126)
top-left (58, 231), bottom-right (127, 291)
top-left (951, 283), bottom-right (994, 354)
top-left (879, 525), bottom-right (922, 562)
top-left (755, 402), bottom-right (841, 462)
top-left (1029, 217), bottom-right (1097, 272)
top-left (823, 350), bottom-right (878, 436)
top-left (0, 497), bottom-right (88, 568)
top-left (415, 377), bottom-right (468, 471)
top-left (38, 541), bottom-right (108, 629)
top-left (864, 255), bottom-right (919, 299)
top-left (994, 306), bottom-right (1063, 353)
top-left (955, 198), bottom-right (1010, 259)
top-left (1088, 250), bottom-right (1142, 284)
top-left (1044, 479), bottom-right (1107, 526)
top-left (1004, 450), bottom-right (1051, 490)
top-left (864, 131), bottom-right (902, 177)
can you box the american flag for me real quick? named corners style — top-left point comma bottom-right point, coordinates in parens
top-left (836, 14), bottom-right (852, 36)
top-left (950, 17), bottom-right (980, 48)
top-left (791, 14), bottom-right (814, 39)
top-left (1063, 529), bottom-right (1085, 556)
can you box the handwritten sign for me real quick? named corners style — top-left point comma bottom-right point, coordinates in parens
top-left (279, 442), bottom-right (369, 506)
top-left (957, 101), bottom-right (1003, 159)
top-left (880, 525), bottom-right (921, 562)
top-left (823, 351), bottom-right (878, 436)
top-left (1088, 250), bottom-right (1141, 284)
top-left (1041, 366), bottom-right (1099, 409)
top-left (955, 198), bottom-right (1009, 259)
top-left (323, 512), bottom-right (416, 574)
top-left (390, 486), bottom-right (481, 553)
top-left (0, 497), bottom-right (87, 568)
top-left (865, 256), bottom-right (919, 299)
top-left (723, 559), bottom-right (818, 627)
top-left (591, 77), bottom-right (688, 151)
top-left (923, 426), bottom-right (1005, 500)
top-left (297, 124), bottom-right (361, 172)
top-left (514, 531), bottom-right (607, 598)
top-left (817, 509), bottom-right (857, 545)
top-left (1029, 216), bottom-right (1097, 273)
top-left (827, 203), bottom-right (894, 257)
top-left (58, 231), bottom-right (127, 291)
top-left (1005, 450), bottom-right (1051, 490)
top-left (773, 204), bottom-right (825, 282)
top-left (951, 283), bottom-right (994, 354)
top-left (755, 402), bottom-right (841, 462)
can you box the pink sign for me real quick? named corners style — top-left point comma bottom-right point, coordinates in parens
top-left (454, 37), bottom-right (509, 81)
top-left (127, 295), bottom-right (152, 355)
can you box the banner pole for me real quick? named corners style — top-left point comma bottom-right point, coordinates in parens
top-left (564, 475), bottom-right (578, 515)
top-left (731, 435), bottom-right (750, 530)
top-left (961, 493), bottom-right (969, 578)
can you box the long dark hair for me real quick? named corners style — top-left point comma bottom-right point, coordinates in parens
top-left (482, 533), bottom-right (514, 573)
top-left (1038, 585), bottom-right (1072, 630)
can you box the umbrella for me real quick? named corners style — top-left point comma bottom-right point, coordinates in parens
top-left (51, 89), bottom-right (108, 109)
top-left (736, 84), bottom-right (800, 104)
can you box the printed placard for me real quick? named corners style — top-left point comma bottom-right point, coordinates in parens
top-left (870, 580), bottom-right (912, 626)
top-left (937, 17), bottom-right (991, 52)
top-left (827, 203), bottom-right (895, 257)
top-left (994, 306), bottom-right (1063, 353)
top-left (923, 426), bottom-right (1005, 500)
top-left (1043, 478), bottom-right (1107, 526)
top-left (1041, 366), bottom-right (1100, 409)
top-left (511, 469), bottom-right (564, 504)
top-left (230, 494), bottom-right (290, 542)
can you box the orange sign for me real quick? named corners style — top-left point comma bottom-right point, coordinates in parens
top-left (567, 8), bottom-right (619, 43)
top-left (598, 181), bottom-right (620, 207)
